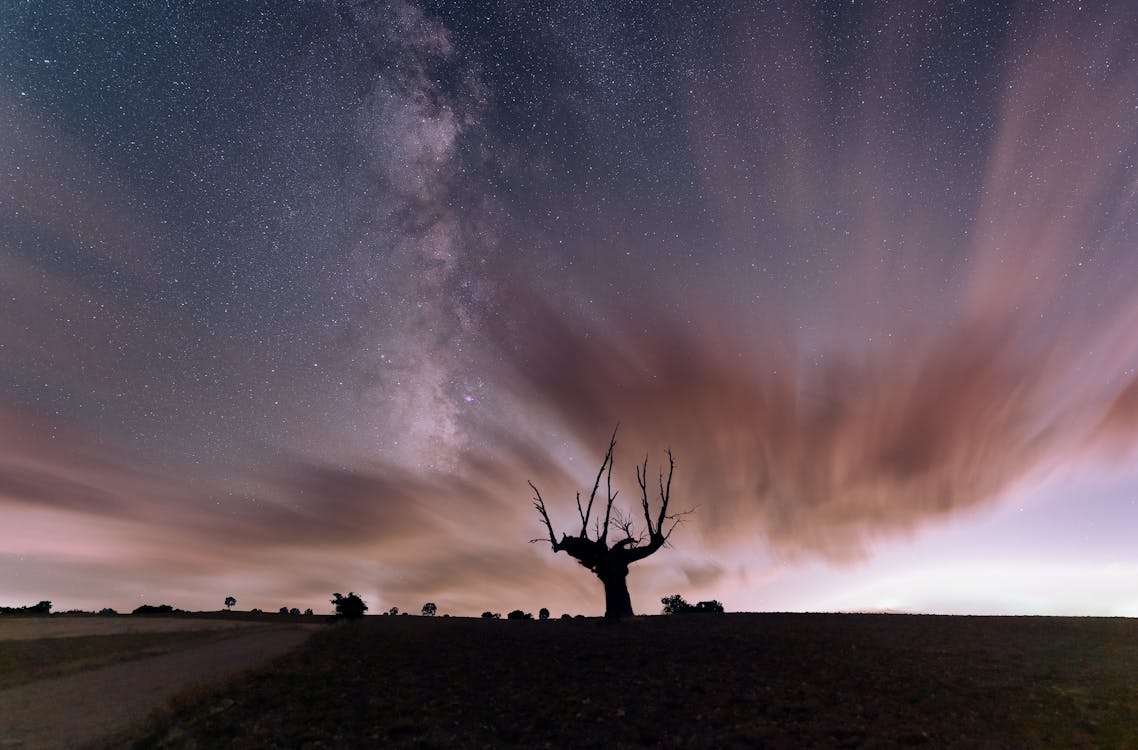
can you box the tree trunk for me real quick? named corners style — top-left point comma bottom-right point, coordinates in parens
top-left (600, 570), bottom-right (633, 620)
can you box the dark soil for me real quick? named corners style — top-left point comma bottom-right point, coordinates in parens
top-left (133, 613), bottom-right (1138, 749)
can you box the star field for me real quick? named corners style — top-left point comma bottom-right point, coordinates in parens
top-left (3, 0), bottom-right (1138, 616)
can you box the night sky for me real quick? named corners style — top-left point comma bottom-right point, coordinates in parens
top-left (3, 0), bottom-right (1138, 617)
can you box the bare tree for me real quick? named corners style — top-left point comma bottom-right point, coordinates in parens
top-left (530, 428), bottom-right (685, 620)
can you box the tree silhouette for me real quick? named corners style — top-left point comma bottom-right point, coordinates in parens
top-left (421, 602), bottom-right (437, 616)
top-left (331, 592), bottom-right (368, 620)
top-left (224, 596), bottom-right (236, 611)
top-left (539, 607), bottom-right (550, 620)
top-left (530, 428), bottom-right (686, 620)
top-left (662, 594), bottom-right (725, 614)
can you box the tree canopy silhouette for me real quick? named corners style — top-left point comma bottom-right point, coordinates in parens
top-left (0, 601), bottom-right (52, 615)
top-left (332, 592), bottom-right (368, 620)
top-left (530, 427), bottom-right (687, 620)
top-left (662, 594), bottom-right (725, 614)
top-left (224, 596), bottom-right (236, 611)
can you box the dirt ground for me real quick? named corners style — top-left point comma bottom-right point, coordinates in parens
top-left (132, 613), bottom-right (1138, 749)
top-left (0, 623), bottom-right (315, 749)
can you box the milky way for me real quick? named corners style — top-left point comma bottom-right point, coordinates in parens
top-left (3, 1), bottom-right (1138, 616)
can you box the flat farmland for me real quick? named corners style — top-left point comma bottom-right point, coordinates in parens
top-left (131, 613), bottom-right (1138, 748)
top-left (0, 614), bottom-right (269, 641)
top-left (0, 615), bottom-right (315, 748)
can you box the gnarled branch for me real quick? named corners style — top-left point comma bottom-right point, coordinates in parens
top-left (529, 480), bottom-right (559, 549)
top-left (530, 428), bottom-right (688, 571)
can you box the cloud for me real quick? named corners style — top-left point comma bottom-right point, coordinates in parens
top-left (470, 2), bottom-right (1138, 563)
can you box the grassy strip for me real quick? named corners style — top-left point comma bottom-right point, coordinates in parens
top-left (130, 614), bottom-right (1138, 748)
top-left (0, 630), bottom-right (247, 690)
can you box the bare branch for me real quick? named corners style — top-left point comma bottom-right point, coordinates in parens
top-left (580, 427), bottom-right (618, 538)
top-left (599, 442), bottom-right (618, 546)
top-left (636, 454), bottom-right (654, 535)
top-left (661, 505), bottom-right (697, 544)
top-left (609, 507), bottom-right (643, 546)
top-left (655, 449), bottom-right (675, 535)
top-left (529, 480), bottom-right (559, 549)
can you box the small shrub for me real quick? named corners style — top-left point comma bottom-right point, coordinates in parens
top-left (695, 600), bottom-right (724, 613)
top-left (331, 592), bottom-right (368, 621)
top-left (132, 604), bottom-right (174, 615)
top-left (662, 594), bottom-right (724, 614)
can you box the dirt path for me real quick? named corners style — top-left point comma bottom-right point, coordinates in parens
top-left (0, 626), bottom-right (315, 749)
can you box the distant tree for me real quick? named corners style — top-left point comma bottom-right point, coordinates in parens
top-left (507, 609), bottom-right (533, 620)
top-left (224, 596), bottom-right (236, 611)
top-left (331, 592), bottom-right (368, 621)
top-left (560, 613), bottom-right (571, 620)
top-left (539, 607), bottom-right (550, 620)
top-left (481, 611), bottom-right (495, 619)
top-left (99, 608), bottom-right (117, 615)
top-left (0, 601), bottom-right (53, 616)
top-left (388, 606), bottom-right (399, 617)
top-left (421, 602), bottom-right (437, 617)
top-left (662, 595), bottom-right (724, 614)
top-left (132, 604), bottom-right (174, 615)
top-left (289, 607), bottom-right (300, 615)
top-left (530, 428), bottom-right (688, 620)
top-left (279, 607), bottom-right (289, 614)
top-left (304, 608), bottom-right (313, 616)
